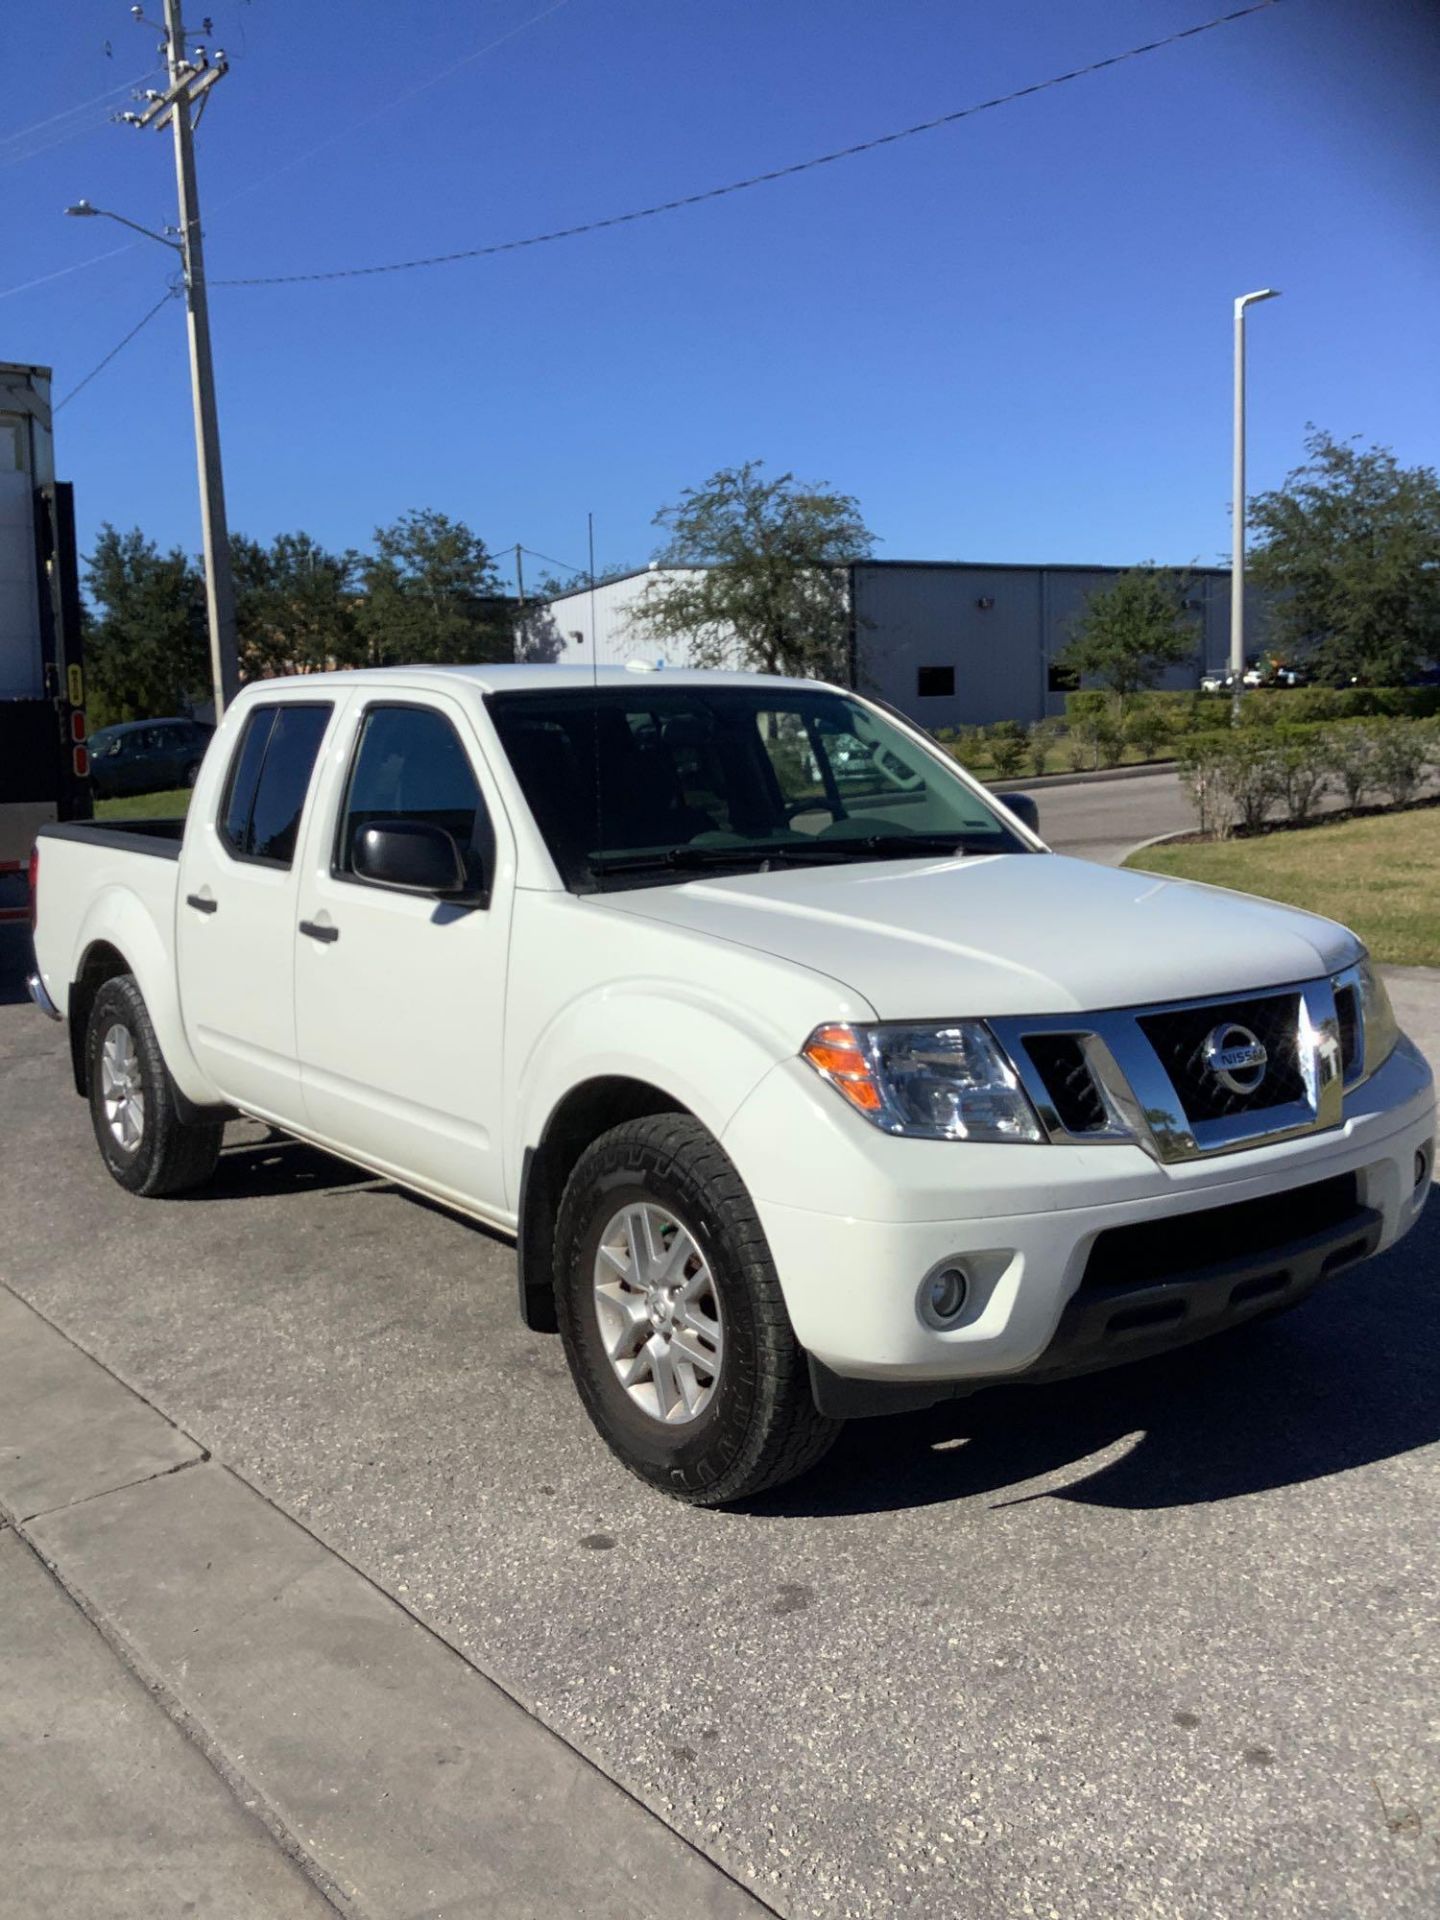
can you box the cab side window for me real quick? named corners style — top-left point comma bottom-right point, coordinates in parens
top-left (334, 704), bottom-right (491, 896)
top-left (218, 704), bottom-right (332, 866)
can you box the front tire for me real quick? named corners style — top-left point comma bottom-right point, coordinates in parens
top-left (86, 975), bottom-right (223, 1197)
top-left (553, 1115), bottom-right (840, 1505)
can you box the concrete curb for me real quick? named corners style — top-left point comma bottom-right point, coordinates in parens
top-left (1117, 827), bottom-right (1195, 864)
top-left (0, 1286), bottom-right (773, 1920)
top-left (989, 759), bottom-right (1177, 793)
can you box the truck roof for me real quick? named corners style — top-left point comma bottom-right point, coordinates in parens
top-left (233, 664), bottom-right (836, 697)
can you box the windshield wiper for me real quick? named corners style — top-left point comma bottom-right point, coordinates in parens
top-left (802, 833), bottom-right (1011, 860)
top-left (589, 843), bottom-right (837, 877)
top-left (588, 833), bottom-right (1017, 882)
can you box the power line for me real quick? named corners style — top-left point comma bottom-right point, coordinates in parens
top-left (0, 71), bottom-right (157, 148)
top-left (54, 287), bottom-right (178, 413)
top-left (208, 0), bottom-right (572, 218)
top-left (1, 70), bottom-right (163, 169)
top-left (214, 0), bottom-right (1283, 290)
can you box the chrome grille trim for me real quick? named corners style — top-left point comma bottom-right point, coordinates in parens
top-left (990, 975), bottom-right (1346, 1165)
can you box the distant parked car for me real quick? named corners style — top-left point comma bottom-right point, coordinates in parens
top-left (87, 718), bottom-right (214, 799)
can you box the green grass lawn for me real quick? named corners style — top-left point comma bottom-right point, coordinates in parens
top-left (1125, 807), bottom-right (1440, 968)
top-left (94, 788), bottom-right (193, 821)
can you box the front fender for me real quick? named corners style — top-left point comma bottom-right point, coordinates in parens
top-left (72, 886), bottom-right (219, 1107)
top-left (511, 977), bottom-right (793, 1185)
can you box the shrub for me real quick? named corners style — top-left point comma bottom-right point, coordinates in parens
top-left (1370, 719), bottom-right (1431, 806)
top-left (1025, 717), bottom-right (1064, 777)
top-left (1273, 726), bottom-right (1331, 825)
top-left (1328, 724), bottom-right (1376, 809)
top-left (1176, 735), bottom-right (1234, 839)
top-left (1124, 704), bottom-right (1171, 761)
top-left (986, 720), bottom-right (1027, 779)
top-left (1221, 735), bottom-right (1284, 832)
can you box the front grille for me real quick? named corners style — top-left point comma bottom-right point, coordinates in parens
top-left (1335, 983), bottom-right (1360, 1077)
top-left (1138, 992), bottom-right (1306, 1121)
top-left (1077, 1172), bottom-right (1360, 1295)
top-left (1023, 1034), bottom-right (1109, 1133)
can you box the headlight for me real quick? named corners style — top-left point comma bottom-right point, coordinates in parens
top-left (1357, 957), bottom-right (1400, 1074)
top-left (802, 1021), bottom-right (1044, 1142)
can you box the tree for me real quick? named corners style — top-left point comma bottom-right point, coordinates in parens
top-left (83, 524), bottom-right (210, 721)
top-left (356, 509), bottom-right (510, 666)
top-left (233, 531), bottom-right (360, 679)
top-left (628, 461), bottom-right (874, 678)
top-left (1055, 566), bottom-right (1197, 713)
top-left (1248, 429), bottom-right (1440, 684)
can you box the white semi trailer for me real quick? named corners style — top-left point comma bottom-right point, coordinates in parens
top-left (0, 362), bottom-right (89, 920)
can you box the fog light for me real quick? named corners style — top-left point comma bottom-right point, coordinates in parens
top-left (918, 1264), bottom-right (969, 1329)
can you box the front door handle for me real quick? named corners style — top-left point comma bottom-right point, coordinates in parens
top-left (298, 919), bottom-right (339, 944)
top-left (185, 893), bottom-right (218, 915)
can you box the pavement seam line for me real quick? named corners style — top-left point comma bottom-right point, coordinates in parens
top-left (3, 1279), bottom-right (785, 1919)
top-left (15, 1447), bottom-right (210, 1526)
top-left (6, 1507), bottom-right (357, 1919)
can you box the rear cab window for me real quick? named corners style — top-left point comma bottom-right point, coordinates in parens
top-left (219, 703), bottom-right (332, 866)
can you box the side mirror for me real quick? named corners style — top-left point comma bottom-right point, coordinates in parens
top-left (1000, 792), bottom-right (1040, 835)
top-left (353, 819), bottom-right (474, 897)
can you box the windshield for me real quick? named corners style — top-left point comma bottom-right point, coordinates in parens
top-left (486, 682), bottom-right (1030, 891)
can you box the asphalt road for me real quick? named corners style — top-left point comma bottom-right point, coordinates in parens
top-left (1022, 766), bottom-right (1193, 864)
top-left (2, 913), bottom-right (1437, 1920)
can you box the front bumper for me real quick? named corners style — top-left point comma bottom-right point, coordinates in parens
top-left (722, 1036), bottom-right (1435, 1394)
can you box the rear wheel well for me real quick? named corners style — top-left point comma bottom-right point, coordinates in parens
top-left (68, 942), bottom-right (132, 1097)
top-left (518, 1077), bottom-right (689, 1332)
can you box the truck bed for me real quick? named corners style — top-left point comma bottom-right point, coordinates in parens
top-left (30, 819), bottom-right (184, 1026)
top-left (39, 819), bottom-right (185, 858)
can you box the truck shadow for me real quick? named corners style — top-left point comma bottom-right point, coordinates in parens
top-left (752, 1195), bottom-right (1440, 1518)
top-left (174, 1132), bottom-right (388, 1201)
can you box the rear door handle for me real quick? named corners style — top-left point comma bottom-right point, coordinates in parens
top-left (298, 919), bottom-right (339, 944)
top-left (185, 893), bottom-right (218, 915)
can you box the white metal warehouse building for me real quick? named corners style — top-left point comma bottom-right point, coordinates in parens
top-left (525, 560), bottom-right (1271, 729)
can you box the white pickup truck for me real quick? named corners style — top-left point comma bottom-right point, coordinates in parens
top-left (27, 666), bottom-right (1435, 1503)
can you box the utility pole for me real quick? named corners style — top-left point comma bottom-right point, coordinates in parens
top-left (125, 5), bottom-right (238, 718)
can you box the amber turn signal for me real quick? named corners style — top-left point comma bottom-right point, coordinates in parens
top-left (802, 1023), bottom-right (884, 1115)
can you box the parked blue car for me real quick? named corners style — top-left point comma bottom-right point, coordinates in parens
top-left (87, 718), bottom-right (214, 800)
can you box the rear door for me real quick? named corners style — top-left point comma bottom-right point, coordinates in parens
top-left (176, 697), bottom-right (337, 1122)
top-left (292, 692), bottom-right (514, 1216)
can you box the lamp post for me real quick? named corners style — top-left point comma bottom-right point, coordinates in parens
top-left (1230, 287), bottom-right (1281, 722)
top-left (66, 193), bottom-right (238, 720)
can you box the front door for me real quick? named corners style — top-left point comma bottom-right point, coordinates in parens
top-left (292, 694), bottom-right (514, 1220)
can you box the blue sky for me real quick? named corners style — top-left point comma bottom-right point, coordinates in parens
top-left (3, 0), bottom-right (1437, 588)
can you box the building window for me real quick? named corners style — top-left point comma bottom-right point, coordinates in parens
top-left (1047, 661), bottom-right (1081, 694)
top-left (916, 666), bottom-right (955, 698)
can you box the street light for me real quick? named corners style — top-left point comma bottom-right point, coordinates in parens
top-left (64, 183), bottom-right (239, 720)
top-left (65, 199), bottom-right (180, 251)
top-left (1231, 287), bottom-right (1281, 721)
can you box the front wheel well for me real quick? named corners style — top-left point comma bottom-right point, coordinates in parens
top-left (68, 941), bottom-right (132, 1097)
top-left (518, 1077), bottom-right (689, 1333)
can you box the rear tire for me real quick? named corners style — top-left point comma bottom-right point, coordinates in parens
top-left (553, 1114), bottom-right (840, 1506)
top-left (86, 975), bottom-right (223, 1197)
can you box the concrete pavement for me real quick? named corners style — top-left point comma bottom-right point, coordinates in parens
top-left (2, 908), bottom-right (1438, 1920)
top-left (1, 1525), bottom-right (333, 1920)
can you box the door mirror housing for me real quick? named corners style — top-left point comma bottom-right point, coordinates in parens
top-left (353, 820), bottom-right (478, 899)
top-left (1000, 791), bottom-right (1040, 836)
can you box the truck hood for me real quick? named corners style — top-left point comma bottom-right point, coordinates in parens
top-left (599, 853), bottom-right (1361, 1017)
